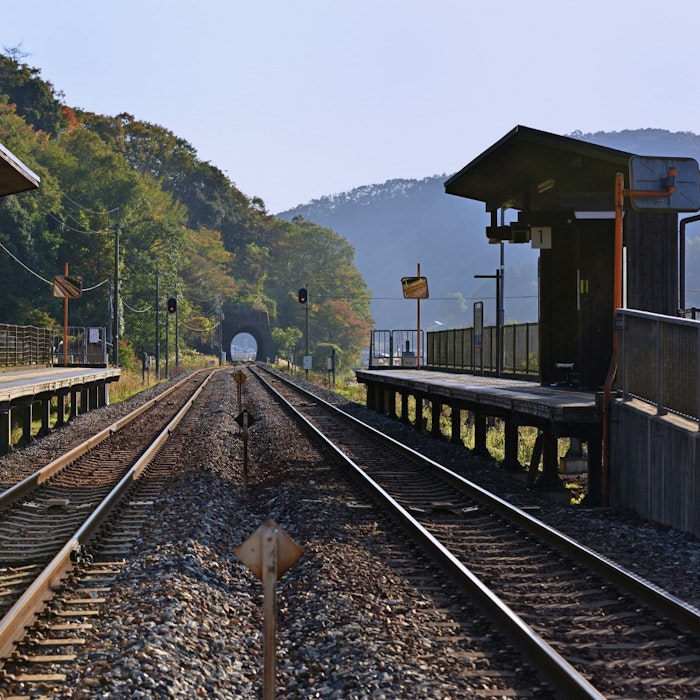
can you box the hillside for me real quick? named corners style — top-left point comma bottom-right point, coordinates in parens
top-left (279, 129), bottom-right (700, 330)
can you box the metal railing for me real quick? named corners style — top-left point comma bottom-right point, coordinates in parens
top-left (368, 330), bottom-right (423, 368)
top-left (617, 309), bottom-right (700, 422)
top-left (52, 327), bottom-right (108, 367)
top-left (426, 323), bottom-right (539, 377)
top-left (0, 324), bottom-right (53, 367)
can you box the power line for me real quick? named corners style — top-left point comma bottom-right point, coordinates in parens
top-left (60, 191), bottom-right (118, 217)
top-left (0, 241), bottom-right (52, 285)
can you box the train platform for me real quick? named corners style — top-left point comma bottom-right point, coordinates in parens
top-left (355, 368), bottom-right (603, 504)
top-left (0, 365), bottom-right (121, 454)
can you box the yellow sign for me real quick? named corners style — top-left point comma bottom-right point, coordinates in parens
top-left (233, 369), bottom-right (247, 384)
top-left (53, 275), bottom-right (83, 298)
top-left (401, 276), bottom-right (429, 299)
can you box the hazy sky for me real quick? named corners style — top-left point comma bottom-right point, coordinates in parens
top-left (3, 0), bottom-right (698, 213)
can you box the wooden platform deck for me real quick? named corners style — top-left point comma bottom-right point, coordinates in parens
top-left (0, 366), bottom-right (121, 454)
top-left (355, 369), bottom-right (603, 504)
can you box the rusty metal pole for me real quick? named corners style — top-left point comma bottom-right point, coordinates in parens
top-left (242, 410), bottom-right (249, 491)
top-left (416, 263), bottom-right (421, 370)
top-left (63, 262), bottom-right (69, 367)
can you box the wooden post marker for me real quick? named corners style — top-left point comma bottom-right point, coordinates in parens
top-left (234, 409), bottom-right (256, 491)
top-left (235, 519), bottom-right (303, 700)
top-left (233, 369), bottom-right (246, 412)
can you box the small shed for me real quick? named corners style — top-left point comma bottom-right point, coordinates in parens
top-left (0, 141), bottom-right (40, 197)
top-left (445, 125), bottom-right (679, 388)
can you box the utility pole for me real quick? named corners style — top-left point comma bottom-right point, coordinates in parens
top-left (155, 268), bottom-right (160, 379)
top-left (112, 209), bottom-right (120, 366)
top-left (175, 290), bottom-right (179, 372)
top-left (219, 301), bottom-right (224, 365)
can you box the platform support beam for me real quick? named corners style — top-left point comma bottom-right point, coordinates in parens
top-left (537, 428), bottom-right (564, 490)
top-left (450, 406), bottom-right (463, 445)
top-left (0, 409), bottom-right (11, 455)
top-left (501, 418), bottom-right (522, 471)
top-left (38, 396), bottom-right (51, 437)
top-left (70, 388), bottom-right (79, 420)
top-left (384, 389), bottom-right (397, 419)
top-left (400, 392), bottom-right (410, 424)
top-left (431, 401), bottom-right (442, 438)
top-left (20, 400), bottom-right (34, 446)
top-left (414, 395), bottom-right (424, 432)
top-left (55, 392), bottom-right (67, 428)
top-left (474, 413), bottom-right (489, 458)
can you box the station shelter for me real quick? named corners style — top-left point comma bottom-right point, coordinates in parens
top-left (444, 125), bottom-right (683, 389)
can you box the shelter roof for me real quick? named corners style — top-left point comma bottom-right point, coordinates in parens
top-left (444, 125), bottom-right (633, 213)
top-left (0, 142), bottom-right (40, 197)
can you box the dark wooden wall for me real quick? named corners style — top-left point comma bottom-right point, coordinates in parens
top-left (538, 219), bottom-right (614, 389)
top-left (625, 211), bottom-right (678, 314)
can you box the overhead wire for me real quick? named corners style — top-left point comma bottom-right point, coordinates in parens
top-left (0, 241), bottom-right (52, 286)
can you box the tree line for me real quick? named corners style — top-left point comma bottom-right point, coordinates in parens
top-left (0, 50), bottom-right (372, 367)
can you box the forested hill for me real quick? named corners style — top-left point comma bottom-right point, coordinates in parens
top-left (279, 129), bottom-right (700, 331)
top-left (0, 51), bottom-right (373, 367)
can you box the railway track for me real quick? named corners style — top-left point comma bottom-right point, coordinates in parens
top-left (0, 369), bottom-right (217, 695)
top-left (251, 365), bottom-right (700, 699)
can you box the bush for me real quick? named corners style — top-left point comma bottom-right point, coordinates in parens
top-left (313, 343), bottom-right (342, 372)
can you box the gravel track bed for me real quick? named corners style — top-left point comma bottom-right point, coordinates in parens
top-left (1, 368), bottom-right (699, 698)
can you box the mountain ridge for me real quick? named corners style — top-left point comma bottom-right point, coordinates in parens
top-left (278, 128), bottom-right (700, 330)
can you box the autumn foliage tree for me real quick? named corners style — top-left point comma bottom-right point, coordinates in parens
top-left (0, 51), bottom-right (373, 366)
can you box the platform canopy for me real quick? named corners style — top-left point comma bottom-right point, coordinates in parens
top-left (0, 142), bottom-right (40, 197)
top-left (445, 125), bottom-right (632, 213)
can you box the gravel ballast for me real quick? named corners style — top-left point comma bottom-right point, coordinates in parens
top-left (1, 368), bottom-right (699, 698)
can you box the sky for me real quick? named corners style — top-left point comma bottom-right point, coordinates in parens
top-left (3, 0), bottom-right (699, 214)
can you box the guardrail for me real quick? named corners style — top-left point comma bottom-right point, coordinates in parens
top-left (0, 324), bottom-right (53, 367)
top-left (617, 309), bottom-right (700, 422)
top-left (368, 330), bottom-right (423, 368)
top-left (52, 326), bottom-right (108, 366)
top-left (425, 323), bottom-right (539, 377)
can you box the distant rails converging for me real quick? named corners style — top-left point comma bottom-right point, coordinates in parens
top-left (250, 364), bottom-right (700, 699)
top-left (0, 369), bottom-right (217, 693)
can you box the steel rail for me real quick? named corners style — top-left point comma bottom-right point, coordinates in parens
top-left (256, 366), bottom-right (700, 635)
top-left (0, 371), bottom-right (201, 509)
top-left (251, 366), bottom-right (604, 700)
top-left (0, 369), bottom-right (217, 659)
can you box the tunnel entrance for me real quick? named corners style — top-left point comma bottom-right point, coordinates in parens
top-left (230, 333), bottom-right (257, 362)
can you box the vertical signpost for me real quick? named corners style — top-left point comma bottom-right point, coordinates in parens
top-left (401, 266), bottom-right (429, 370)
top-left (235, 519), bottom-right (303, 700)
top-left (298, 288), bottom-right (310, 377)
top-left (53, 264), bottom-right (82, 367)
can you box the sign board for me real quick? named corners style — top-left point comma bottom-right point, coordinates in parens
top-left (629, 156), bottom-right (700, 212)
top-left (235, 409), bottom-right (256, 428)
top-left (531, 226), bottom-right (552, 249)
top-left (53, 275), bottom-right (82, 298)
top-left (233, 369), bottom-right (247, 384)
top-left (473, 301), bottom-right (483, 348)
top-left (401, 276), bottom-right (429, 299)
top-left (235, 519), bottom-right (303, 581)
top-left (303, 355), bottom-right (312, 370)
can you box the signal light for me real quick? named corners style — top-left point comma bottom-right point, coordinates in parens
top-left (167, 297), bottom-right (177, 314)
top-left (298, 287), bottom-right (307, 304)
